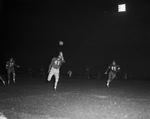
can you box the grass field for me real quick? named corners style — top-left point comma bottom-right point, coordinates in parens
top-left (0, 77), bottom-right (150, 119)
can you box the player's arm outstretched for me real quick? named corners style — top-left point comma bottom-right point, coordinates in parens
top-left (15, 64), bottom-right (20, 68)
top-left (14, 62), bottom-right (20, 68)
top-left (59, 51), bottom-right (65, 63)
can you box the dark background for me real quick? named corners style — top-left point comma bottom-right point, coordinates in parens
top-left (0, 0), bottom-right (149, 78)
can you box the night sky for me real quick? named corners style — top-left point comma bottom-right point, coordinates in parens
top-left (0, 0), bottom-right (150, 76)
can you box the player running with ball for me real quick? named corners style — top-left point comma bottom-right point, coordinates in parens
top-left (47, 51), bottom-right (65, 91)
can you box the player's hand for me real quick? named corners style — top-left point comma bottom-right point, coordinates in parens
top-left (60, 51), bottom-right (63, 55)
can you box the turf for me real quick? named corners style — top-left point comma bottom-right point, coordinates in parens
top-left (0, 78), bottom-right (150, 119)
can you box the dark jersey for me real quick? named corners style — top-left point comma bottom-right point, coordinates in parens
top-left (50, 57), bottom-right (64, 69)
top-left (6, 60), bottom-right (15, 70)
top-left (109, 64), bottom-right (120, 73)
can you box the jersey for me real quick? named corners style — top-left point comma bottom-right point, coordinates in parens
top-left (6, 60), bottom-right (15, 70)
top-left (109, 64), bottom-right (120, 73)
top-left (50, 57), bottom-right (64, 69)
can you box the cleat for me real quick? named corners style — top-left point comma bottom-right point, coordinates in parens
top-left (107, 84), bottom-right (109, 88)
top-left (107, 82), bottom-right (109, 88)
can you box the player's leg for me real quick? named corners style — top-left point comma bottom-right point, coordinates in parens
top-left (107, 71), bottom-right (113, 87)
top-left (110, 72), bottom-right (116, 83)
top-left (107, 71), bottom-right (116, 87)
top-left (69, 71), bottom-right (72, 78)
top-left (106, 71), bottom-right (110, 87)
top-left (70, 72), bottom-right (72, 78)
top-left (54, 69), bottom-right (60, 91)
top-left (12, 70), bottom-right (16, 83)
top-left (47, 68), bottom-right (54, 81)
top-left (7, 70), bottom-right (11, 85)
top-left (0, 76), bottom-right (5, 85)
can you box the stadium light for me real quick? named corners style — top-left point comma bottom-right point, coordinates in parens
top-left (118, 4), bottom-right (126, 12)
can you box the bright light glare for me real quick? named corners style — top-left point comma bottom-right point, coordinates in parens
top-left (118, 4), bottom-right (126, 12)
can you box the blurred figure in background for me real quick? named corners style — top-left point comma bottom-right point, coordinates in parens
top-left (6, 58), bottom-right (20, 84)
top-left (85, 67), bottom-right (90, 79)
top-left (28, 67), bottom-right (33, 78)
top-left (40, 67), bottom-right (46, 79)
top-left (67, 70), bottom-right (72, 78)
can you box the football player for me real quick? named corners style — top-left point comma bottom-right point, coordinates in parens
top-left (105, 60), bottom-right (120, 87)
top-left (67, 70), bottom-right (72, 78)
top-left (47, 52), bottom-right (65, 91)
top-left (6, 58), bottom-right (20, 84)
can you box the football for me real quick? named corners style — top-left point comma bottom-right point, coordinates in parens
top-left (59, 41), bottom-right (63, 45)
